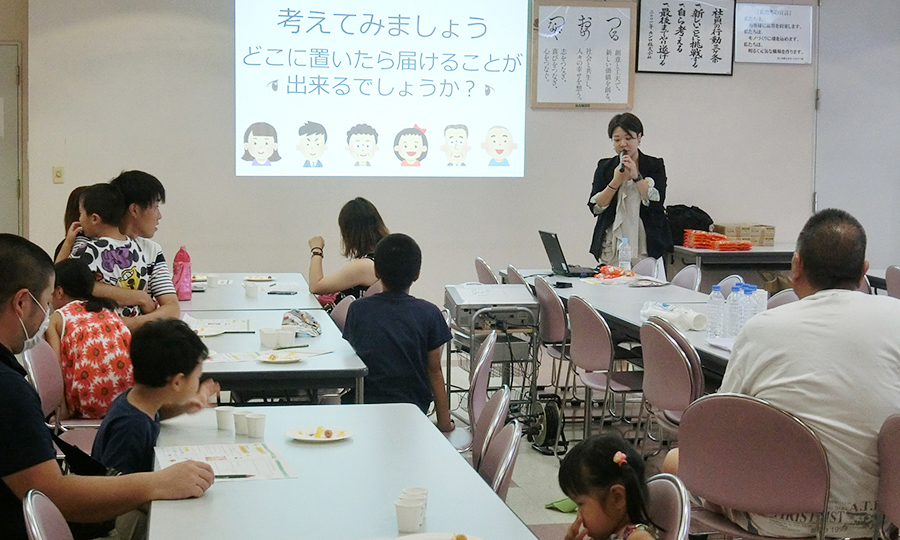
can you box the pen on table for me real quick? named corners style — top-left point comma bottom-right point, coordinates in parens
top-left (215, 474), bottom-right (255, 479)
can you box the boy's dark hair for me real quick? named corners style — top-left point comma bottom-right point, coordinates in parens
top-left (444, 124), bottom-right (468, 137)
top-left (796, 208), bottom-right (867, 291)
top-left (109, 170), bottom-right (166, 209)
top-left (0, 234), bottom-right (54, 306)
top-left (607, 113), bottom-right (644, 138)
top-left (241, 122), bottom-right (282, 162)
top-left (54, 259), bottom-right (117, 313)
top-left (79, 183), bottom-right (126, 227)
top-left (393, 127), bottom-right (429, 161)
top-left (338, 197), bottom-right (389, 259)
top-left (346, 123), bottom-right (377, 144)
top-left (63, 186), bottom-right (89, 231)
top-left (559, 434), bottom-right (660, 531)
top-left (374, 233), bottom-right (421, 291)
top-left (130, 319), bottom-right (207, 388)
top-left (298, 121), bottom-right (328, 142)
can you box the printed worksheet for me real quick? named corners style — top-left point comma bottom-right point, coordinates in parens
top-left (155, 443), bottom-right (296, 480)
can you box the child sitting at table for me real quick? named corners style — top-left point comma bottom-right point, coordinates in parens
top-left (92, 318), bottom-right (219, 474)
top-left (341, 233), bottom-right (454, 432)
top-left (44, 258), bottom-right (133, 419)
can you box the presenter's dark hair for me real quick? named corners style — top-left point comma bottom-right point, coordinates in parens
top-left (298, 121), bottom-right (328, 142)
top-left (346, 123), bottom-right (378, 144)
top-left (130, 319), bottom-right (207, 388)
top-left (338, 197), bottom-right (389, 259)
top-left (796, 208), bottom-right (867, 291)
top-left (110, 170), bottom-right (166, 209)
top-left (374, 233), bottom-right (421, 292)
top-left (0, 234), bottom-right (55, 306)
top-left (80, 183), bottom-right (126, 227)
top-left (63, 186), bottom-right (89, 232)
top-left (607, 113), bottom-right (644, 138)
top-left (54, 259), bottom-right (118, 313)
top-left (241, 122), bottom-right (282, 162)
top-left (393, 127), bottom-right (429, 161)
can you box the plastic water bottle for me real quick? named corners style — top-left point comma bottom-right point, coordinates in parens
top-left (706, 285), bottom-right (725, 339)
top-left (753, 286), bottom-right (768, 313)
top-left (725, 285), bottom-right (743, 337)
top-left (741, 287), bottom-right (757, 327)
top-left (618, 238), bottom-right (632, 271)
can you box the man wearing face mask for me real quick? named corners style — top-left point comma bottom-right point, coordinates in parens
top-left (0, 234), bottom-right (215, 540)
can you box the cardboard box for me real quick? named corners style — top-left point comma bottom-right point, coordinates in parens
top-left (712, 223), bottom-right (775, 246)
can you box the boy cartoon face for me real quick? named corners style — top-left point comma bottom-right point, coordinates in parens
top-left (244, 132), bottom-right (277, 164)
top-left (481, 126), bottom-right (518, 165)
top-left (440, 127), bottom-right (472, 165)
top-left (297, 133), bottom-right (327, 162)
top-left (395, 134), bottom-right (427, 164)
top-left (347, 133), bottom-right (378, 165)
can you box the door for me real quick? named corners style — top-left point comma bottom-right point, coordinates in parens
top-left (0, 43), bottom-right (20, 234)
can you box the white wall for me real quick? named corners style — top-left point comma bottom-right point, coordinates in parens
top-left (28, 0), bottom-right (816, 305)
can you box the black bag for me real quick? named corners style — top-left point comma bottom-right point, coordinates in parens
top-left (666, 205), bottom-right (714, 246)
top-left (51, 431), bottom-right (120, 540)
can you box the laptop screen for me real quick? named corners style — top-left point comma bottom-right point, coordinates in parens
top-left (539, 230), bottom-right (570, 275)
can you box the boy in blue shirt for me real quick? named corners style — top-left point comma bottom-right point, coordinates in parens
top-left (342, 233), bottom-right (454, 432)
top-left (93, 318), bottom-right (219, 474)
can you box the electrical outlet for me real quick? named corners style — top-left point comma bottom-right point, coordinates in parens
top-left (52, 166), bottom-right (64, 184)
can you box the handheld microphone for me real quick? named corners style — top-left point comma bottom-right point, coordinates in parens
top-left (618, 151), bottom-right (626, 172)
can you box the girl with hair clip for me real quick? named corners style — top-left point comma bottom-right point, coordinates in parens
top-left (44, 259), bottom-right (133, 419)
top-left (559, 434), bottom-right (661, 540)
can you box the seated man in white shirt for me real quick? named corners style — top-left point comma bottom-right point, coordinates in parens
top-left (665, 208), bottom-right (900, 539)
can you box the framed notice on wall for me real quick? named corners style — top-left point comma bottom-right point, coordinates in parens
top-left (531, 1), bottom-right (636, 109)
top-left (637, 0), bottom-right (735, 75)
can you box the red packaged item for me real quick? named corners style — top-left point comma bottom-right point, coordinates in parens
top-left (714, 240), bottom-right (754, 251)
top-left (172, 246), bottom-right (192, 301)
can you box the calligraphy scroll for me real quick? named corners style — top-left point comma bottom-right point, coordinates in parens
top-left (637, 0), bottom-right (735, 75)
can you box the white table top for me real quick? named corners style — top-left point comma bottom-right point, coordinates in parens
top-left (191, 309), bottom-right (367, 394)
top-left (179, 273), bottom-right (321, 311)
top-left (150, 404), bottom-right (538, 540)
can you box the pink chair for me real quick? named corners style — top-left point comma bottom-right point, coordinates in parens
top-left (886, 266), bottom-right (900, 299)
top-left (568, 295), bottom-right (643, 439)
top-left (671, 265), bottom-right (701, 291)
top-left (633, 257), bottom-right (659, 278)
top-left (329, 295), bottom-right (354, 331)
top-left (717, 274), bottom-right (744, 298)
top-left (505, 265), bottom-right (528, 286)
top-left (535, 277), bottom-right (571, 390)
top-left (679, 393), bottom-right (830, 540)
top-left (24, 489), bottom-right (73, 540)
top-left (647, 473), bottom-right (691, 540)
top-left (446, 331), bottom-right (498, 452)
top-left (767, 288), bottom-right (799, 309)
top-left (478, 419), bottom-right (521, 501)
top-left (877, 414), bottom-right (900, 529)
top-left (363, 280), bottom-right (383, 297)
top-left (475, 257), bottom-right (498, 284)
top-left (471, 385), bottom-right (510, 470)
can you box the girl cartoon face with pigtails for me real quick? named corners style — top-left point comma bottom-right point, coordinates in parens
top-left (393, 125), bottom-right (428, 166)
top-left (241, 122), bottom-right (282, 166)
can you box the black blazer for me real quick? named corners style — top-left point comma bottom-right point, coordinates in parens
top-left (588, 151), bottom-right (673, 260)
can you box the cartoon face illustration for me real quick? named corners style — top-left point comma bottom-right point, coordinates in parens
top-left (297, 121), bottom-right (328, 166)
top-left (393, 126), bottom-right (429, 166)
top-left (241, 122), bottom-right (281, 165)
top-left (347, 134), bottom-right (378, 164)
top-left (481, 126), bottom-right (517, 165)
top-left (118, 267), bottom-right (141, 290)
top-left (440, 125), bottom-right (472, 165)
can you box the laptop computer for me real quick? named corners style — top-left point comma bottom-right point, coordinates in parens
top-left (539, 231), bottom-right (598, 277)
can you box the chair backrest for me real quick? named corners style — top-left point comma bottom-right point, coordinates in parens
top-left (468, 331), bottom-right (498, 427)
top-left (472, 385), bottom-right (510, 470)
top-left (633, 257), bottom-right (659, 278)
top-left (506, 265), bottom-right (527, 286)
top-left (478, 419), bottom-right (521, 501)
top-left (363, 280), bottom-right (383, 297)
top-left (535, 277), bottom-right (568, 345)
top-left (671, 265), bottom-right (701, 291)
top-left (567, 295), bottom-right (614, 373)
top-left (857, 275), bottom-right (872, 294)
top-left (887, 266), bottom-right (900, 299)
top-left (716, 274), bottom-right (744, 298)
top-left (329, 295), bottom-right (354, 331)
top-left (679, 394), bottom-right (829, 519)
top-left (640, 319), bottom-right (695, 413)
top-left (24, 490), bottom-right (74, 540)
top-left (651, 316), bottom-right (704, 400)
top-left (23, 340), bottom-right (64, 419)
top-left (646, 474), bottom-right (691, 540)
top-left (475, 257), bottom-right (498, 285)
top-left (878, 414), bottom-right (900, 525)
top-left (767, 288), bottom-right (799, 309)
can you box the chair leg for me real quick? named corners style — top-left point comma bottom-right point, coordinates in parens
top-left (583, 387), bottom-right (594, 440)
top-left (599, 385), bottom-right (612, 433)
top-left (633, 397), bottom-right (646, 451)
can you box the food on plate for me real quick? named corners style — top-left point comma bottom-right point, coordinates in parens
top-left (452, 535), bottom-right (468, 540)
top-left (324, 429), bottom-right (333, 438)
top-left (314, 426), bottom-right (324, 438)
top-left (596, 265), bottom-right (635, 279)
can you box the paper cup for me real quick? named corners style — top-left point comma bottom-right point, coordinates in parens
top-left (215, 406), bottom-right (235, 430)
top-left (233, 410), bottom-right (251, 435)
top-left (206, 274), bottom-right (219, 288)
top-left (259, 328), bottom-right (279, 349)
top-left (277, 328), bottom-right (295, 348)
top-left (395, 499), bottom-right (424, 534)
top-left (402, 487), bottom-right (428, 499)
top-left (244, 283), bottom-right (259, 298)
top-left (246, 413), bottom-right (266, 438)
top-left (399, 493), bottom-right (427, 527)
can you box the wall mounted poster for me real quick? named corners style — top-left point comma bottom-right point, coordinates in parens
top-left (531, 1), bottom-right (636, 109)
top-left (734, 4), bottom-right (813, 64)
top-left (637, 0), bottom-right (735, 75)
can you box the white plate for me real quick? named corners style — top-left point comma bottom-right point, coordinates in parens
top-left (394, 534), bottom-right (482, 540)
top-left (285, 427), bottom-right (352, 442)
top-left (257, 351), bottom-right (302, 363)
top-left (191, 274), bottom-right (207, 282)
top-left (245, 275), bottom-right (275, 282)
top-left (196, 328), bottom-right (225, 337)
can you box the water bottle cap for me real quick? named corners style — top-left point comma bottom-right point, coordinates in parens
top-left (621, 238), bottom-right (628, 243)
top-left (731, 285), bottom-right (742, 292)
top-left (744, 288), bottom-right (753, 294)
top-left (748, 284), bottom-right (758, 291)
top-left (711, 285), bottom-right (721, 291)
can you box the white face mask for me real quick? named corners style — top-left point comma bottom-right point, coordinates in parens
top-left (18, 291), bottom-right (50, 351)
